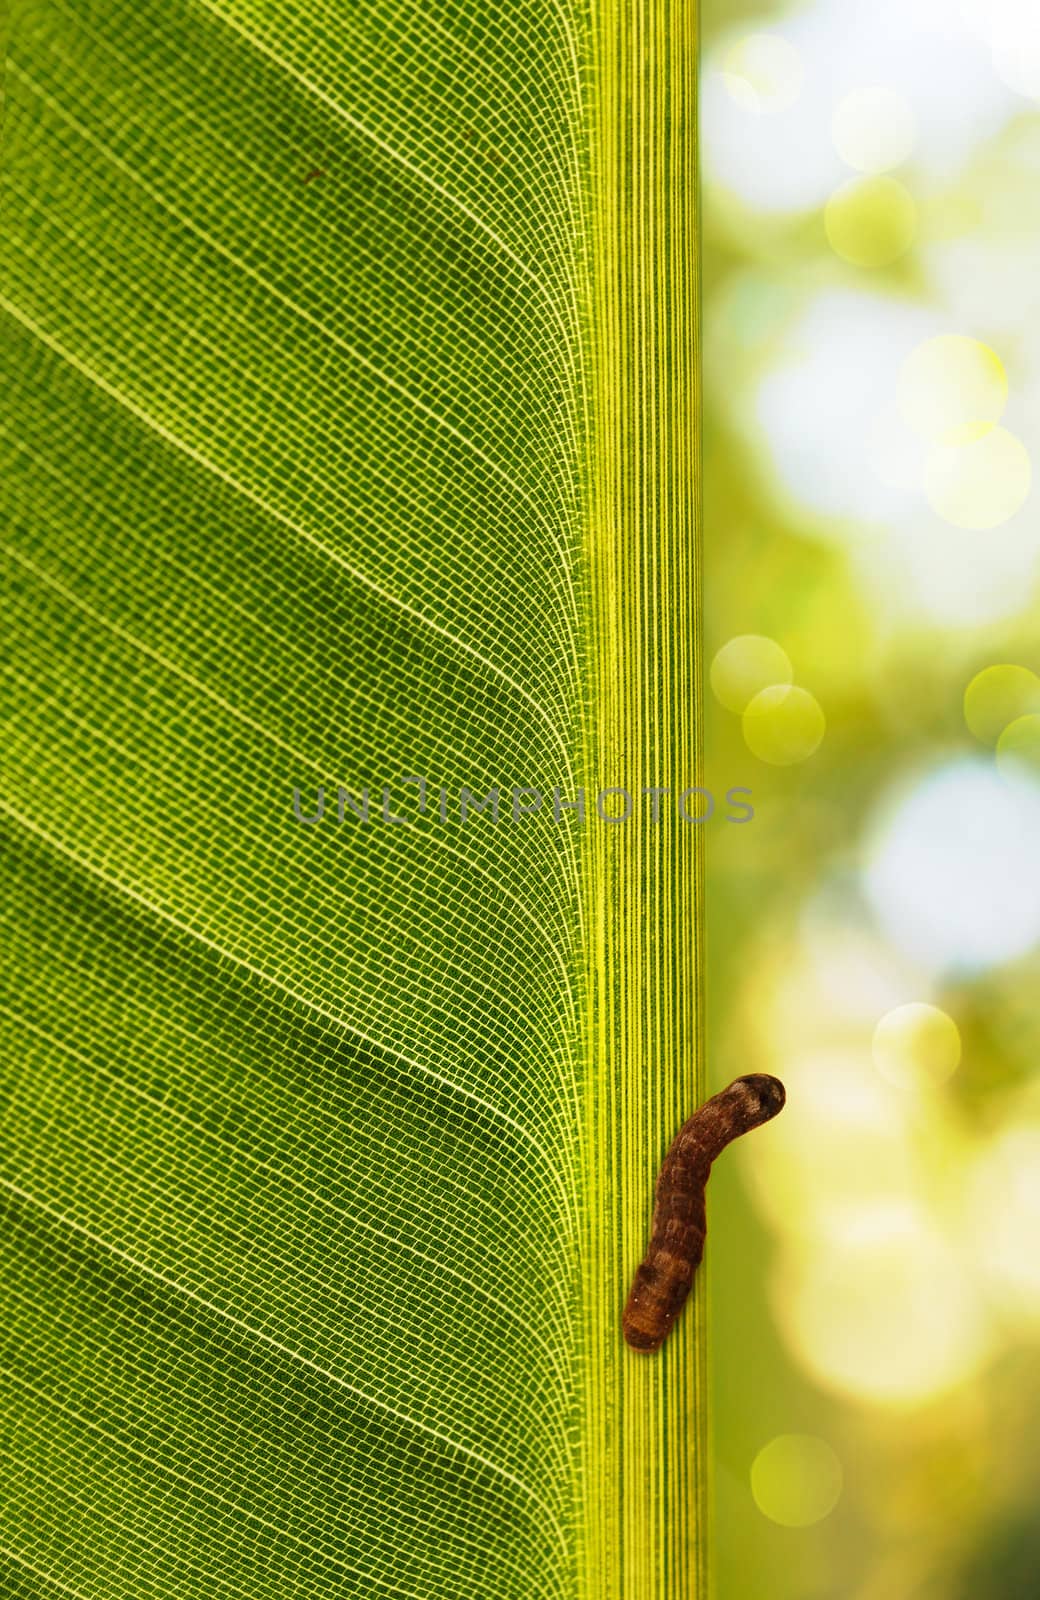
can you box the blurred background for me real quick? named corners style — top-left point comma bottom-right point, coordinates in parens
top-left (700, 3), bottom-right (1040, 1596)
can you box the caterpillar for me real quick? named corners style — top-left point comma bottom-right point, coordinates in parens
top-left (622, 1074), bottom-right (786, 1354)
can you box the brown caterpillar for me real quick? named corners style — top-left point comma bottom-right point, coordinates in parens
top-left (623, 1074), bottom-right (786, 1354)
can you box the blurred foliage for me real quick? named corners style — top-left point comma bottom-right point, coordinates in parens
top-left (701, 2), bottom-right (1040, 1596)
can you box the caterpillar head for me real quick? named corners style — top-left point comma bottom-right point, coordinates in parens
top-left (734, 1073), bottom-right (786, 1126)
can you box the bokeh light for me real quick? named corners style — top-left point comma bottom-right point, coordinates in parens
top-left (923, 427), bottom-right (1032, 530)
top-left (721, 33), bottom-right (804, 113)
top-left (701, 44), bottom-right (841, 216)
top-left (993, 36), bottom-right (1040, 103)
top-left (866, 403), bottom-right (929, 493)
top-left (985, 1), bottom-right (1040, 101)
top-left (750, 1434), bottom-right (843, 1526)
top-left (752, 290), bottom-right (936, 525)
top-left (743, 1044), bottom-right (919, 1243)
top-left (970, 1124), bottom-right (1040, 1322)
top-left (824, 176), bottom-right (917, 268)
top-left (711, 634), bottom-right (794, 713)
top-left (742, 685), bottom-right (826, 765)
top-left (832, 86), bottom-right (916, 173)
top-left (996, 713), bottom-right (1040, 781)
top-left (898, 336), bottom-right (1008, 446)
top-left (703, 0), bottom-right (1040, 1591)
top-left (872, 1002), bottom-right (961, 1089)
top-left (963, 664), bottom-right (1040, 745)
top-left (864, 760), bottom-right (1040, 974)
top-left (777, 1203), bottom-right (989, 1404)
top-left (741, 289), bottom-right (1040, 625)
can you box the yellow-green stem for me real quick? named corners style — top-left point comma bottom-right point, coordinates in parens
top-left (582, 0), bottom-right (705, 1595)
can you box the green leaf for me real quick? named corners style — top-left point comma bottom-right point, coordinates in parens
top-left (1, 2), bottom-right (702, 1595)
